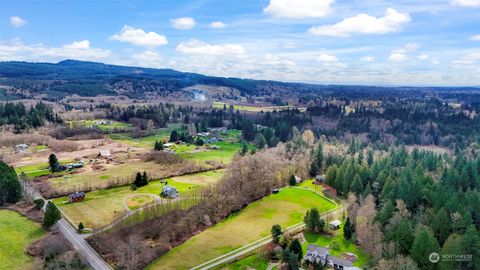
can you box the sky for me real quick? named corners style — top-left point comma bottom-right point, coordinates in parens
top-left (0, 0), bottom-right (479, 86)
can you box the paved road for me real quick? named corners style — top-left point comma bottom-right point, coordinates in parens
top-left (57, 219), bottom-right (112, 270)
top-left (21, 181), bottom-right (112, 270)
top-left (191, 187), bottom-right (342, 270)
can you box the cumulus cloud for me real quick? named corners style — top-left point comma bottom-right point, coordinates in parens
top-left (109, 25), bottom-right (168, 47)
top-left (317, 53), bottom-right (347, 68)
top-left (264, 0), bottom-right (334, 19)
top-left (131, 50), bottom-right (163, 67)
top-left (64, 40), bottom-right (91, 50)
top-left (418, 54), bottom-right (429, 60)
top-left (10, 16), bottom-right (27, 27)
top-left (361, 55), bottom-right (375, 62)
top-left (471, 35), bottom-right (480, 41)
top-left (0, 39), bottom-right (111, 62)
top-left (209, 21), bottom-right (226, 29)
top-left (451, 0), bottom-right (480, 7)
top-left (389, 53), bottom-right (407, 62)
top-left (176, 39), bottom-right (245, 55)
top-left (171, 17), bottom-right (196, 30)
top-left (309, 8), bottom-right (411, 37)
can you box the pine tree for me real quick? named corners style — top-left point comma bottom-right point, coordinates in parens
top-left (0, 161), bottom-right (22, 205)
top-left (367, 150), bottom-right (374, 166)
top-left (344, 217), bottom-right (353, 240)
top-left (271, 224), bottom-right (282, 244)
top-left (49, 153), bottom-right (59, 173)
top-left (458, 225), bottom-right (480, 269)
top-left (410, 227), bottom-right (439, 269)
top-left (289, 175), bottom-right (297, 186)
top-left (289, 239), bottom-right (303, 261)
top-left (350, 173), bottom-right (364, 194)
top-left (134, 172), bottom-right (142, 187)
top-left (432, 208), bottom-right (451, 245)
top-left (142, 171), bottom-right (149, 186)
top-left (44, 201), bottom-right (61, 228)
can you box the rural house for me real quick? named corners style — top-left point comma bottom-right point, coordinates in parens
top-left (98, 149), bottom-right (111, 157)
top-left (329, 220), bottom-right (342, 230)
top-left (68, 192), bottom-right (86, 203)
top-left (304, 244), bottom-right (357, 270)
top-left (161, 185), bottom-right (179, 199)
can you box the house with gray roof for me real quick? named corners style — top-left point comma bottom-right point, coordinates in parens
top-left (304, 244), bottom-right (356, 270)
top-left (161, 185), bottom-right (179, 199)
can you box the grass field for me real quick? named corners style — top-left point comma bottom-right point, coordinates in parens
top-left (107, 123), bottom-right (182, 148)
top-left (15, 159), bottom-right (72, 178)
top-left (223, 254), bottom-right (270, 270)
top-left (147, 187), bottom-right (337, 270)
top-left (213, 102), bottom-right (305, 112)
top-left (67, 119), bottom-right (132, 131)
top-left (53, 170), bottom-right (223, 228)
top-left (0, 210), bottom-right (46, 270)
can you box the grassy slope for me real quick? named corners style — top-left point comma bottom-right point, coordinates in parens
top-left (0, 210), bottom-right (46, 270)
top-left (147, 188), bottom-right (336, 270)
top-left (224, 254), bottom-right (270, 270)
top-left (53, 170), bottom-right (223, 228)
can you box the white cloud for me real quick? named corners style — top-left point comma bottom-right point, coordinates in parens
top-left (389, 52), bottom-right (407, 62)
top-left (264, 0), bottom-right (334, 19)
top-left (109, 25), bottom-right (168, 47)
top-left (209, 21), bottom-right (226, 29)
top-left (171, 17), bottom-right (196, 30)
top-left (309, 8), bottom-right (411, 37)
top-left (64, 40), bottom-right (90, 50)
top-left (451, 0), bottom-right (480, 7)
top-left (282, 42), bottom-right (298, 49)
top-left (317, 53), bottom-right (347, 68)
top-left (471, 35), bottom-right (480, 41)
top-left (361, 55), bottom-right (375, 62)
top-left (132, 50), bottom-right (163, 67)
top-left (176, 39), bottom-right (245, 56)
top-left (453, 51), bottom-right (480, 65)
top-left (418, 54), bottom-right (429, 60)
top-left (0, 39), bottom-right (111, 62)
top-left (10, 16), bottom-right (27, 28)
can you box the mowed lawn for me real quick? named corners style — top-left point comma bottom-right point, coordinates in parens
top-left (147, 188), bottom-right (337, 270)
top-left (53, 170), bottom-right (223, 229)
top-left (0, 210), bottom-right (46, 270)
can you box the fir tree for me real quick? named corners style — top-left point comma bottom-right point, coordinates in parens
top-left (44, 201), bottom-right (61, 228)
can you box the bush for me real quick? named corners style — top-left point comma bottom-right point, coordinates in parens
top-left (43, 201), bottom-right (61, 228)
top-left (34, 199), bottom-right (45, 210)
top-left (78, 222), bottom-right (85, 233)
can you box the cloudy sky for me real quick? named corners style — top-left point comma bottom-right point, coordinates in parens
top-left (1, 0), bottom-right (479, 86)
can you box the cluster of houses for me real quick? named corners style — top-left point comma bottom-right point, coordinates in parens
top-left (304, 244), bottom-right (360, 270)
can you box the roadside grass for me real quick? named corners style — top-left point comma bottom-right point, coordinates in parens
top-left (223, 254), bottom-right (270, 270)
top-left (53, 170), bottom-right (222, 229)
top-left (147, 187), bottom-right (337, 270)
top-left (0, 210), bottom-right (46, 270)
top-left (302, 225), bottom-right (369, 268)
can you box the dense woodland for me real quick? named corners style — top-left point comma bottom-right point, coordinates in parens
top-left (0, 102), bottom-right (61, 131)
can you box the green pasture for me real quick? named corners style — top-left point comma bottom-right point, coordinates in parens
top-left (0, 210), bottom-right (46, 270)
top-left (147, 187), bottom-right (337, 270)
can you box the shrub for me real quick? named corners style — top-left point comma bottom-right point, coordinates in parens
top-left (34, 198), bottom-right (45, 210)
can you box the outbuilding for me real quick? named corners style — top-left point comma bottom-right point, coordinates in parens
top-left (329, 220), bottom-right (342, 230)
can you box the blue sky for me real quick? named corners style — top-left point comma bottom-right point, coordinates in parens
top-left (0, 0), bottom-right (479, 86)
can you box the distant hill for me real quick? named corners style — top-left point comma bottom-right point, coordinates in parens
top-left (0, 60), bottom-right (479, 100)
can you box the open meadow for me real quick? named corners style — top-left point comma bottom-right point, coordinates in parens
top-left (0, 210), bottom-right (46, 270)
top-left (53, 170), bottom-right (224, 229)
top-left (147, 187), bottom-right (337, 270)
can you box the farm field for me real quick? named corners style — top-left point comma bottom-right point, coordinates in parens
top-left (107, 123), bottom-right (182, 148)
top-left (67, 119), bottom-right (133, 131)
top-left (213, 102), bottom-right (306, 112)
top-left (147, 187), bottom-right (337, 270)
top-left (0, 210), bottom-right (46, 270)
top-left (53, 170), bottom-right (224, 228)
top-left (15, 159), bottom-right (72, 177)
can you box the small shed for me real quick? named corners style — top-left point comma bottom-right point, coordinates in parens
top-left (98, 149), bottom-right (111, 157)
top-left (294, 175), bottom-right (302, 184)
top-left (329, 220), bottom-right (342, 230)
top-left (161, 185), bottom-right (179, 199)
top-left (272, 189), bottom-right (280, 194)
top-left (14, 144), bottom-right (29, 152)
top-left (68, 192), bottom-right (85, 203)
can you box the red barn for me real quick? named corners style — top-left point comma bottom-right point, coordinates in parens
top-left (68, 192), bottom-right (85, 203)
